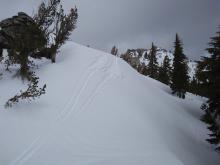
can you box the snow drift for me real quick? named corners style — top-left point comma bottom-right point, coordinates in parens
top-left (0, 42), bottom-right (219, 165)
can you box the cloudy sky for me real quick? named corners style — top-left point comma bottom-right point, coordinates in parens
top-left (0, 0), bottom-right (220, 59)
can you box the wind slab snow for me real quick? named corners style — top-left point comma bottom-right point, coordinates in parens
top-left (0, 42), bottom-right (219, 165)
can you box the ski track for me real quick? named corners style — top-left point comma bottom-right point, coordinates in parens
top-left (64, 128), bottom-right (121, 153)
top-left (9, 136), bottom-right (43, 165)
top-left (56, 54), bottom-right (106, 121)
top-left (58, 53), bottom-right (111, 121)
top-left (8, 56), bottom-right (104, 165)
top-left (74, 68), bottom-right (114, 118)
top-left (8, 54), bottom-right (117, 165)
top-left (63, 54), bottom-right (114, 121)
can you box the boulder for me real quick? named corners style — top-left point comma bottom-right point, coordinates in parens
top-left (0, 12), bottom-right (46, 51)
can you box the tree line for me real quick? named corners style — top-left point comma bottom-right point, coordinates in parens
top-left (112, 30), bottom-right (220, 150)
top-left (113, 34), bottom-right (189, 98)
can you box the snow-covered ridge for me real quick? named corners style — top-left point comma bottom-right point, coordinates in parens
top-left (0, 42), bottom-right (219, 165)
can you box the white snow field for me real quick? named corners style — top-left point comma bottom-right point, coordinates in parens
top-left (0, 42), bottom-right (219, 165)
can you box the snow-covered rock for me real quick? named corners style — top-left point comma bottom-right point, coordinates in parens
top-left (0, 42), bottom-right (219, 165)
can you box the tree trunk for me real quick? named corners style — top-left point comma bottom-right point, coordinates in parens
top-left (51, 52), bottom-right (56, 63)
top-left (19, 51), bottom-right (29, 79)
top-left (50, 44), bottom-right (58, 63)
top-left (0, 48), bottom-right (2, 58)
top-left (20, 58), bottom-right (28, 77)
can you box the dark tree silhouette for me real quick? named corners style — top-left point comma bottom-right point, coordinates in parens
top-left (198, 27), bottom-right (220, 148)
top-left (34, 0), bottom-right (78, 63)
top-left (158, 55), bottom-right (171, 85)
top-left (171, 34), bottom-right (189, 99)
top-left (111, 46), bottom-right (118, 56)
top-left (147, 43), bottom-right (158, 79)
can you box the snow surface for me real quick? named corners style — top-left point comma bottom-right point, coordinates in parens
top-left (0, 42), bottom-right (219, 165)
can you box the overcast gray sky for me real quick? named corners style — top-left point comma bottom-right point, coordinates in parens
top-left (0, 0), bottom-right (220, 59)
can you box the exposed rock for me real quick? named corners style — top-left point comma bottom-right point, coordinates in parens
top-left (0, 12), bottom-right (46, 53)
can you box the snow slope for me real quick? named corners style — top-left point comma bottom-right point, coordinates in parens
top-left (0, 42), bottom-right (219, 165)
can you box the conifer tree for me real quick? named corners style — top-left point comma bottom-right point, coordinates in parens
top-left (34, 0), bottom-right (78, 63)
top-left (5, 71), bottom-right (46, 108)
top-left (188, 76), bottom-right (199, 95)
top-left (147, 43), bottom-right (158, 79)
top-left (158, 55), bottom-right (171, 85)
top-left (196, 60), bottom-right (210, 97)
top-left (171, 34), bottom-right (189, 99)
top-left (111, 46), bottom-right (118, 56)
top-left (198, 27), bottom-right (220, 148)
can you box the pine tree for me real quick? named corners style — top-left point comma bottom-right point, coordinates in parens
top-left (34, 0), bottom-right (78, 63)
top-left (171, 34), bottom-right (189, 99)
top-left (198, 27), bottom-right (220, 148)
top-left (158, 55), bottom-right (171, 85)
top-left (147, 43), bottom-right (158, 79)
top-left (111, 46), bottom-right (118, 56)
top-left (188, 76), bottom-right (199, 95)
top-left (5, 71), bottom-right (46, 108)
top-left (196, 59), bottom-right (210, 97)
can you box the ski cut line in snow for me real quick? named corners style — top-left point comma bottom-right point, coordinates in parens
top-left (57, 54), bottom-right (110, 122)
top-left (8, 54), bottom-right (114, 165)
top-left (56, 54), bottom-right (106, 121)
top-left (9, 136), bottom-right (43, 165)
top-left (74, 68), bottom-right (115, 118)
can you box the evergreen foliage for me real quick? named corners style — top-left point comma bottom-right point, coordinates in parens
top-left (34, 0), bottom-right (78, 63)
top-left (171, 34), bottom-right (189, 99)
top-left (111, 46), bottom-right (118, 56)
top-left (5, 72), bottom-right (46, 108)
top-left (198, 28), bottom-right (220, 148)
top-left (195, 60), bottom-right (211, 97)
top-left (34, 0), bottom-right (60, 35)
top-left (188, 76), bottom-right (199, 95)
top-left (158, 55), bottom-right (171, 85)
top-left (147, 43), bottom-right (158, 79)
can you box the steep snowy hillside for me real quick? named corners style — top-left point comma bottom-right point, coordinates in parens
top-left (0, 42), bottom-right (219, 165)
top-left (123, 48), bottom-right (197, 79)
